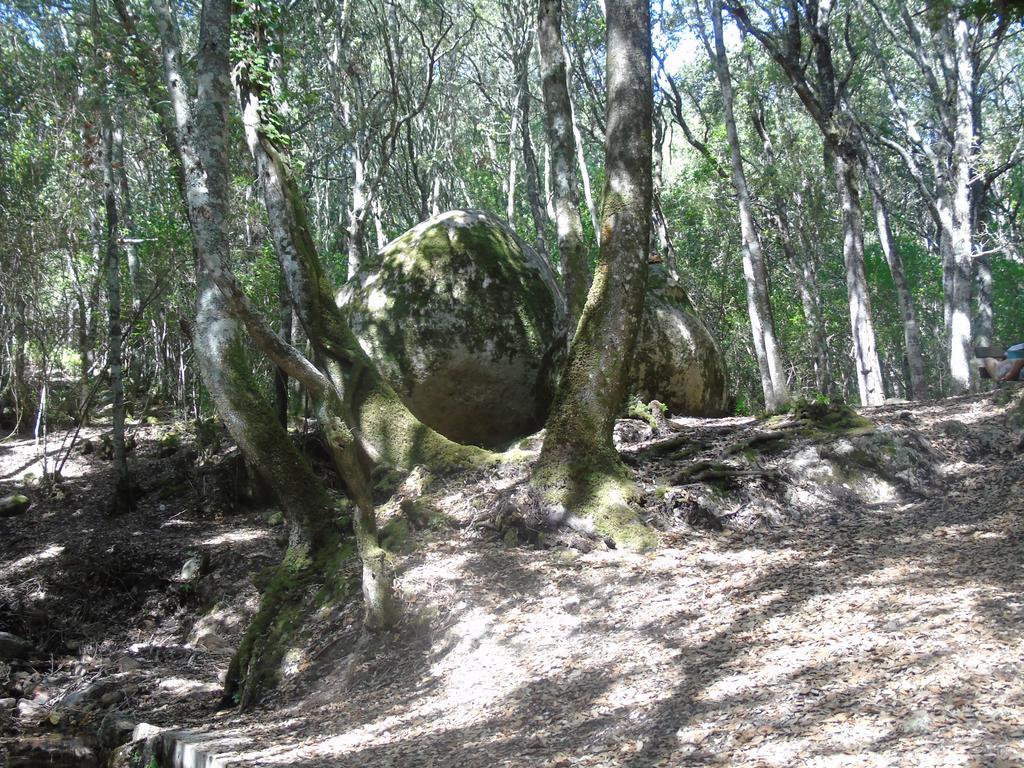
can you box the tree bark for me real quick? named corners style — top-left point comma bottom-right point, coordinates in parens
top-left (947, 16), bottom-right (976, 393)
top-left (703, 0), bottom-right (788, 410)
top-left (533, 0), bottom-right (654, 550)
top-left (864, 162), bottom-right (927, 398)
top-left (835, 154), bottom-right (885, 405)
top-left (537, 0), bottom-right (591, 332)
top-left (94, 0), bottom-right (132, 513)
top-left (515, 33), bottom-right (549, 256)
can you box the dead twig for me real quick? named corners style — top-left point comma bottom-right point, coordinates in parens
top-left (672, 460), bottom-right (782, 486)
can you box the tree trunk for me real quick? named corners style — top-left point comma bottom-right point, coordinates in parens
top-left (506, 105), bottom-right (519, 223)
top-left (112, 116), bottom-right (142, 315)
top-left (152, 0), bottom-right (359, 708)
top-left (515, 34), bottom-right (548, 256)
top-left (974, 251), bottom-right (993, 345)
top-left (565, 45), bottom-right (600, 243)
top-left (94, 0), bottom-right (132, 514)
top-left (537, 0), bottom-right (590, 332)
top-left (273, 274), bottom-right (291, 428)
top-left (864, 163), bottom-right (927, 398)
top-left (533, 0), bottom-right (654, 551)
top-left (730, 0), bottom-right (886, 405)
top-left (835, 153), bottom-right (885, 405)
top-left (346, 143), bottom-right (368, 280)
top-left (780, 221), bottom-right (831, 395)
top-left (706, 0), bottom-right (788, 411)
top-left (946, 16), bottom-right (975, 393)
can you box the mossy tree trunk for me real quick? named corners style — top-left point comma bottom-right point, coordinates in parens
top-left (151, 0), bottom-right (347, 708)
top-left (532, 0), bottom-right (655, 551)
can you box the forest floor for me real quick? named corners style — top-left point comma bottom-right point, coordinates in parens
top-left (1, 389), bottom-right (1023, 767)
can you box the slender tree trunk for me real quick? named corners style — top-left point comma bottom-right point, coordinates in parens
top-left (706, 0), bottom-right (788, 410)
top-left (533, 0), bottom-right (653, 550)
top-left (564, 45), bottom-right (600, 243)
top-left (537, 0), bottom-right (590, 331)
top-left (273, 275), bottom-right (291, 428)
top-left (101, 128), bottom-right (132, 513)
top-left (974, 252), bottom-right (993, 345)
top-left (94, 0), bottom-right (133, 512)
top-left (864, 164), bottom-right (927, 398)
top-left (347, 143), bottom-right (368, 280)
top-left (835, 153), bottom-right (885, 405)
top-left (506, 105), bottom-right (519, 222)
top-left (779, 217), bottom-right (831, 394)
top-left (515, 35), bottom-right (548, 256)
top-left (749, 94), bottom-right (831, 395)
top-left (113, 117), bottom-right (142, 315)
top-left (946, 16), bottom-right (975, 393)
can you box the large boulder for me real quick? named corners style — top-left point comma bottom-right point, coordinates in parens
top-left (341, 210), bottom-right (568, 448)
top-left (629, 268), bottom-right (730, 417)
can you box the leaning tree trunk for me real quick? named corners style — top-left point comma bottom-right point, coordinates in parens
top-left (151, 0), bottom-right (360, 708)
top-left (706, 0), bottom-right (788, 411)
top-left (538, 0), bottom-right (591, 332)
top-left (533, 0), bottom-right (654, 551)
top-left (864, 163), bottom-right (927, 398)
top-left (834, 153), bottom-right (885, 406)
top-left (214, 0), bottom-right (499, 704)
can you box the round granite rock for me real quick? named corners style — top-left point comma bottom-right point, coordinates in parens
top-left (629, 268), bottom-right (730, 417)
top-left (340, 210), bottom-right (567, 447)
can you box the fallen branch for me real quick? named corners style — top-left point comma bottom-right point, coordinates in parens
top-left (672, 460), bottom-right (782, 486)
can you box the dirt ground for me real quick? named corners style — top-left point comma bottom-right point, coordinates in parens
top-left (2, 391), bottom-right (1023, 767)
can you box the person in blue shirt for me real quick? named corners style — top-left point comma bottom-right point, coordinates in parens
top-left (982, 342), bottom-right (1024, 382)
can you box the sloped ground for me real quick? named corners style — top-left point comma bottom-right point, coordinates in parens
top-left (3, 391), bottom-right (1024, 767)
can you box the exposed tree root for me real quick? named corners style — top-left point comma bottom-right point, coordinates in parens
top-left (531, 454), bottom-right (656, 551)
top-left (223, 538), bottom-right (355, 710)
top-left (672, 460), bottom-right (782, 486)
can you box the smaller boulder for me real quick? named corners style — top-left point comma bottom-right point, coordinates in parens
top-left (98, 711), bottom-right (137, 752)
top-left (0, 632), bottom-right (32, 660)
top-left (629, 268), bottom-right (730, 417)
top-left (0, 494), bottom-right (30, 518)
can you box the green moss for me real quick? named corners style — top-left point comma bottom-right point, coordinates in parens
top-left (380, 517), bottom-right (411, 552)
top-left (224, 537), bottom-right (354, 709)
top-left (792, 398), bottom-right (875, 435)
top-left (532, 456), bottom-right (657, 552)
top-left (627, 395), bottom-right (661, 430)
top-left (355, 388), bottom-right (499, 472)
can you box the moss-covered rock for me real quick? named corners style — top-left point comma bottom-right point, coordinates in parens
top-left (629, 268), bottom-right (729, 417)
top-left (340, 210), bottom-right (568, 448)
top-left (0, 494), bottom-right (30, 518)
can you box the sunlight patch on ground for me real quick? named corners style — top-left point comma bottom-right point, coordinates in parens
top-left (157, 678), bottom-right (222, 697)
top-left (198, 529), bottom-right (271, 546)
top-left (1, 543), bottom-right (65, 579)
